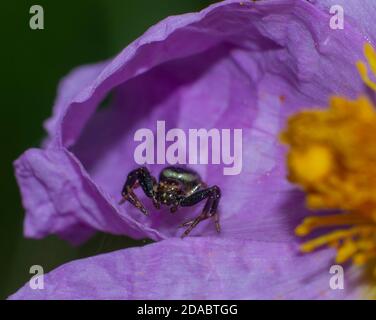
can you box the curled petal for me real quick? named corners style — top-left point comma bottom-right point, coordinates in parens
top-left (15, 0), bottom-right (367, 242)
top-left (14, 148), bottom-right (165, 243)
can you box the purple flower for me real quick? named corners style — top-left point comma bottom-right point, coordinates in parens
top-left (11, 0), bottom-right (375, 299)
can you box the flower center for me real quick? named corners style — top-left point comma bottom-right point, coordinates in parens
top-left (280, 43), bottom-right (376, 274)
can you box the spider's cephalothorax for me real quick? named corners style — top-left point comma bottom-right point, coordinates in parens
top-left (119, 166), bottom-right (221, 238)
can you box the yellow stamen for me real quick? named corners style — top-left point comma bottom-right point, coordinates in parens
top-left (295, 213), bottom-right (368, 236)
top-left (281, 94), bottom-right (376, 271)
top-left (300, 227), bottom-right (372, 253)
top-left (280, 43), bottom-right (376, 297)
top-left (357, 43), bottom-right (376, 91)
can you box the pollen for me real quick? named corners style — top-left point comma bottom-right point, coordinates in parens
top-left (280, 93), bottom-right (376, 273)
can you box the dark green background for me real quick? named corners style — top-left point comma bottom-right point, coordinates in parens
top-left (1, 0), bottom-right (213, 299)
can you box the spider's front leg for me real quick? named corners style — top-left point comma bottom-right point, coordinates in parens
top-left (179, 185), bottom-right (221, 238)
top-left (119, 167), bottom-right (158, 215)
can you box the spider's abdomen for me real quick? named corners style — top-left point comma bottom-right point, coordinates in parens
top-left (159, 167), bottom-right (201, 188)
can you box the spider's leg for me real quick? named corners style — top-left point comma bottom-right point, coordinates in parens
top-left (179, 186), bottom-right (221, 238)
top-left (183, 197), bottom-right (220, 232)
top-left (120, 186), bottom-right (148, 215)
top-left (119, 167), bottom-right (157, 215)
top-left (179, 198), bottom-right (213, 227)
top-left (210, 196), bottom-right (221, 233)
top-left (213, 211), bottom-right (220, 233)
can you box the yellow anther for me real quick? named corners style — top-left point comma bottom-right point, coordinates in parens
top-left (288, 145), bottom-right (333, 184)
top-left (357, 43), bottom-right (376, 91)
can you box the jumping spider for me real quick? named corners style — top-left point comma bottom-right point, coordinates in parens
top-left (119, 166), bottom-right (221, 238)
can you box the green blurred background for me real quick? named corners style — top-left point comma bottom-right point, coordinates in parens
top-left (1, 0), bottom-right (214, 299)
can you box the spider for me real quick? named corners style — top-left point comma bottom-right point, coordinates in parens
top-left (119, 166), bottom-right (221, 238)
